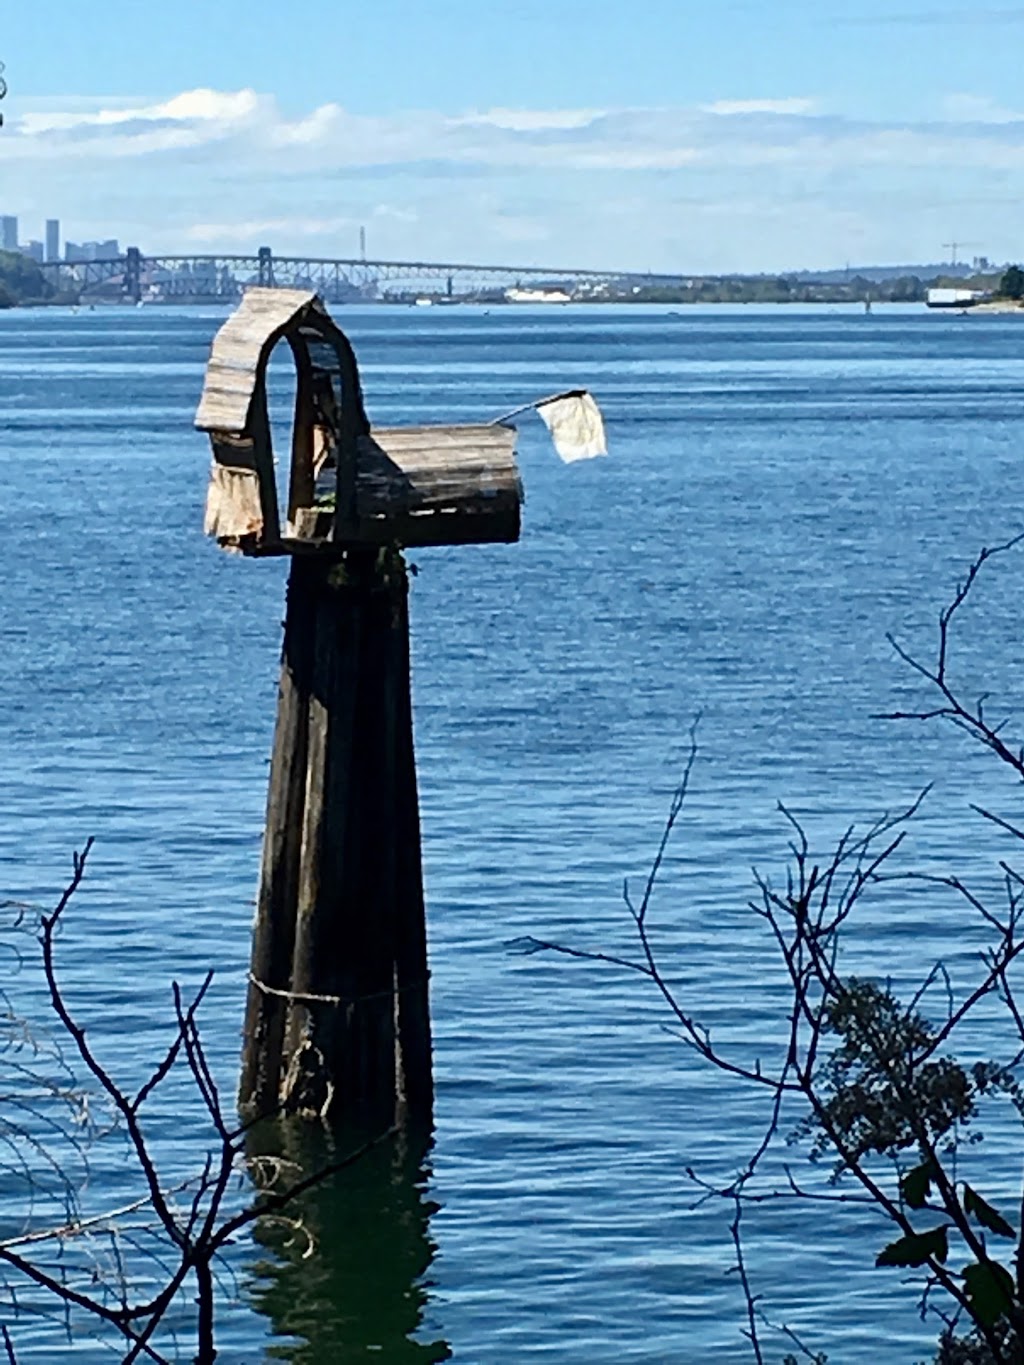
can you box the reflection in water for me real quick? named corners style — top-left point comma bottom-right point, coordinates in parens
top-left (246, 1125), bottom-right (451, 1364)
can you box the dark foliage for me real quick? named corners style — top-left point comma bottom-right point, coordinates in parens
top-left (0, 251), bottom-right (49, 305)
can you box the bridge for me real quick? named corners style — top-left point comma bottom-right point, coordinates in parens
top-left (38, 246), bottom-right (691, 305)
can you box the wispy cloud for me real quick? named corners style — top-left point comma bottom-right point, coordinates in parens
top-left (19, 89), bottom-right (261, 136)
top-left (455, 108), bottom-right (603, 132)
top-left (941, 92), bottom-right (1024, 122)
top-left (701, 98), bottom-right (818, 116)
top-left (4, 86), bottom-right (1024, 271)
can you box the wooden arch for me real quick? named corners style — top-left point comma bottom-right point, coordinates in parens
top-left (196, 288), bottom-right (522, 555)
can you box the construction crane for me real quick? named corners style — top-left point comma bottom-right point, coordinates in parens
top-left (942, 240), bottom-right (979, 267)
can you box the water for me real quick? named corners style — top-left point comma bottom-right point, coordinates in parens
top-left (2, 301), bottom-right (1024, 1362)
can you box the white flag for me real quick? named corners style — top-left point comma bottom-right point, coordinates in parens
top-left (534, 390), bottom-right (607, 462)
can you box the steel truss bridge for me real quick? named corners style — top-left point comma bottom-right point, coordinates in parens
top-left (38, 246), bottom-right (690, 305)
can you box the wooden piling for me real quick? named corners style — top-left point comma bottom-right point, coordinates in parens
top-left (239, 549), bottom-right (433, 1130)
top-left (195, 289), bottom-right (522, 1134)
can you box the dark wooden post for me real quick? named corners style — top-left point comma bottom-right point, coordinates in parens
top-left (240, 549), bottom-right (432, 1130)
top-left (238, 559), bottom-right (316, 1119)
top-left (195, 289), bottom-right (521, 1133)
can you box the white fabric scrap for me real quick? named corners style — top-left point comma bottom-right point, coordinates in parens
top-left (535, 390), bottom-right (607, 462)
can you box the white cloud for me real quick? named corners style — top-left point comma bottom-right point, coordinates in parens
top-left (5, 86), bottom-right (1024, 271)
top-left (456, 108), bottom-right (602, 132)
top-left (19, 88), bottom-right (261, 136)
top-left (942, 92), bottom-right (1024, 122)
top-left (184, 214), bottom-right (359, 243)
top-left (269, 103), bottom-right (345, 146)
top-left (702, 98), bottom-right (818, 116)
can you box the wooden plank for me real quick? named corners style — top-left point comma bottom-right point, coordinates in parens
top-left (239, 561), bottom-right (318, 1120)
top-left (195, 288), bottom-right (318, 434)
top-left (281, 555), bottom-right (404, 1126)
top-left (278, 504), bottom-right (520, 552)
top-left (354, 426), bottom-right (521, 521)
top-left (203, 461), bottom-right (263, 544)
top-left (334, 371), bottom-right (361, 542)
top-left (216, 496), bottom-right (520, 552)
top-left (383, 506), bottom-right (520, 546)
top-left (359, 477), bottom-right (517, 497)
top-left (367, 424), bottom-right (515, 449)
top-left (390, 576), bottom-right (433, 1127)
top-left (250, 375), bottom-right (282, 546)
top-left (286, 338), bottom-right (315, 523)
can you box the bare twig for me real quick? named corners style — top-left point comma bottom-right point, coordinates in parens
top-left (532, 534), bottom-right (1024, 1360)
top-left (0, 843), bottom-right (385, 1363)
top-left (729, 1196), bottom-right (764, 1365)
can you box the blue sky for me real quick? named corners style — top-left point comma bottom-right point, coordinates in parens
top-left (4, 0), bottom-right (1024, 271)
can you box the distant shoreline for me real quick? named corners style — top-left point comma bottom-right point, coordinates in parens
top-left (966, 298), bottom-right (1024, 315)
top-left (7, 296), bottom-right (1024, 314)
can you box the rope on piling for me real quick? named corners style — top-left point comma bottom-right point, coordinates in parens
top-left (247, 971), bottom-right (429, 1008)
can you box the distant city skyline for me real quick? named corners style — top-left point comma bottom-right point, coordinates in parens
top-left (0, 208), bottom-right (1009, 281)
top-left (0, 214), bottom-right (119, 264)
top-left (0, 203), bottom-right (1021, 286)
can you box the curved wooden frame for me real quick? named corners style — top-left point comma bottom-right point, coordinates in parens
top-left (196, 288), bottom-right (522, 555)
top-left (196, 288), bottom-right (369, 552)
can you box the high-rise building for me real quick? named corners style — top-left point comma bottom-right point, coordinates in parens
top-left (45, 219), bottom-right (60, 263)
top-left (19, 241), bottom-right (44, 263)
top-left (65, 239), bottom-right (121, 263)
top-left (0, 216), bottom-right (17, 251)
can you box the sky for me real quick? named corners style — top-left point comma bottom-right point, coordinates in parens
top-left (4, 0), bottom-right (1024, 272)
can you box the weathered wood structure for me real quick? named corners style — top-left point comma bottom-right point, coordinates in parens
top-left (196, 289), bottom-right (523, 1131)
top-left (196, 288), bottom-right (521, 554)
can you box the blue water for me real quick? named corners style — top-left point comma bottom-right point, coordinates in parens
top-left (2, 302), bottom-right (1024, 1362)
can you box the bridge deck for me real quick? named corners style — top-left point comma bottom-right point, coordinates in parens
top-left (39, 249), bottom-right (693, 303)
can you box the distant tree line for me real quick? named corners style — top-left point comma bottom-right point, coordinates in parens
top-left (598, 268), bottom-right (1024, 306)
top-left (402, 271), bottom-right (1015, 308)
top-left (0, 250), bottom-right (53, 307)
top-left (3, 255), bottom-right (1024, 309)
top-left (593, 274), bottom-right (934, 305)
top-left (998, 265), bottom-right (1024, 301)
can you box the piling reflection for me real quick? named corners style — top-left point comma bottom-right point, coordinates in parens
top-left (246, 1125), bottom-right (450, 1364)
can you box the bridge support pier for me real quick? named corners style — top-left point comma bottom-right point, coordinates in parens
top-left (124, 247), bottom-right (142, 305)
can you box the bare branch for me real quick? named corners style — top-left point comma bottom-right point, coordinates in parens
top-left (729, 1196), bottom-right (764, 1365)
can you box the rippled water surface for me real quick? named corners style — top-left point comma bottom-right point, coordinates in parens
top-left (3, 302), bottom-right (1024, 1362)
